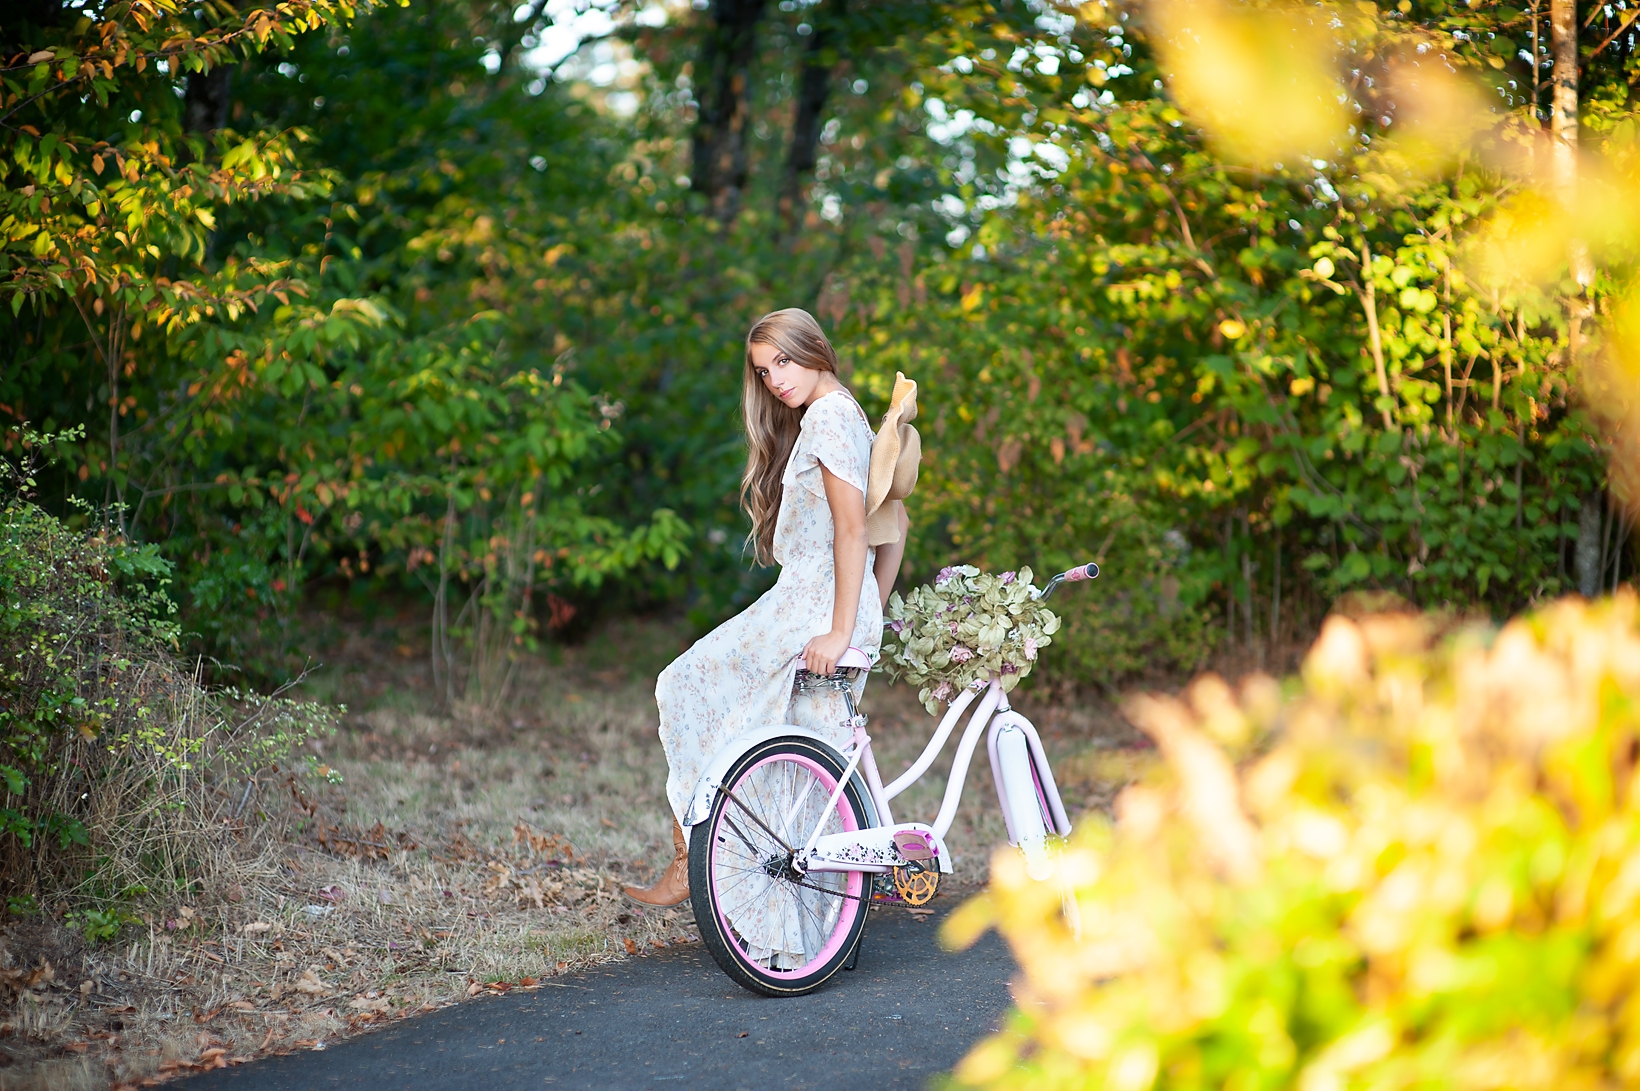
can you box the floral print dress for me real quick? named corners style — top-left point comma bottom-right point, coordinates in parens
top-left (655, 390), bottom-right (880, 961)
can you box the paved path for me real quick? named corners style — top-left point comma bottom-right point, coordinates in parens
top-left (185, 901), bottom-right (1016, 1091)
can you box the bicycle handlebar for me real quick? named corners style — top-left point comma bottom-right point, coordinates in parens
top-left (1038, 561), bottom-right (1099, 601)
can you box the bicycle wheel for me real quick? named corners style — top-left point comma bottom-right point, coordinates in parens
top-left (689, 736), bottom-right (871, 997)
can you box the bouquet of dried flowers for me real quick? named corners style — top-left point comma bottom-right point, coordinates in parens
top-left (879, 565), bottom-right (1061, 713)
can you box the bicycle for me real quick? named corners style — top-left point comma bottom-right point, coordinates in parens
top-left (680, 561), bottom-right (1099, 997)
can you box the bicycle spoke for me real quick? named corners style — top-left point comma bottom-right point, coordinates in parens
top-left (779, 772), bottom-right (819, 845)
top-left (718, 784), bottom-right (793, 852)
top-left (720, 810), bottom-right (772, 860)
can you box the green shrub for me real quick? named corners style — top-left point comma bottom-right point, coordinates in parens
top-left (1, 439), bottom-right (333, 918)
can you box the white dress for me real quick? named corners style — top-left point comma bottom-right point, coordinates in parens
top-left (657, 390), bottom-right (882, 826)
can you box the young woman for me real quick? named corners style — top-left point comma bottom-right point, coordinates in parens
top-left (624, 308), bottom-right (910, 908)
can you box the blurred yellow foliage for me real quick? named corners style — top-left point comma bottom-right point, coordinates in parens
top-left (946, 594), bottom-right (1640, 1089)
top-left (1373, 56), bottom-right (1499, 176)
top-left (1150, 0), bottom-right (1351, 165)
top-left (1463, 163), bottom-right (1640, 295)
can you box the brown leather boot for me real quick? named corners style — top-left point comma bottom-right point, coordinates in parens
top-left (623, 817), bottom-right (690, 907)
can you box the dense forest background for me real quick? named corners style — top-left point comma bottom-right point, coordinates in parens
top-left (4, 0), bottom-right (1637, 692)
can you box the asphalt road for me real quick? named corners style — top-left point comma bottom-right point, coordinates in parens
top-left (184, 901), bottom-right (1017, 1091)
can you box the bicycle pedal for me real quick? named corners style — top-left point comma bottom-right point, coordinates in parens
top-left (893, 830), bottom-right (934, 863)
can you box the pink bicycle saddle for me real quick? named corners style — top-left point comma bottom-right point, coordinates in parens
top-left (835, 646), bottom-right (873, 670)
top-left (795, 647), bottom-right (873, 671)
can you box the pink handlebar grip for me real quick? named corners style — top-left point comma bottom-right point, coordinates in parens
top-left (1063, 562), bottom-right (1099, 582)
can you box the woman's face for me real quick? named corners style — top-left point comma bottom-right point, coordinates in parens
top-left (749, 341), bottom-right (826, 408)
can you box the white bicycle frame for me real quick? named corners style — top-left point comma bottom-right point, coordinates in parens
top-left (681, 672), bottom-right (1075, 881)
top-left (793, 672), bottom-right (1072, 879)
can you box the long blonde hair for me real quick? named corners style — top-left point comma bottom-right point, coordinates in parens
top-left (740, 308), bottom-right (844, 566)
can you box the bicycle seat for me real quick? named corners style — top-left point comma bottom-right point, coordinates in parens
top-left (793, 646), bottom-right (873, 692)
top-left (835, 646), bottom-right (873, 671)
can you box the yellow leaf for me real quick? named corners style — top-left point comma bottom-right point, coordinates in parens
top-left (938, 891), bottom-right (995, 950)
top-left (1152, 0), bottom-right (1348, 166)
top-left (1376, 56), bottom-right (1496, 176)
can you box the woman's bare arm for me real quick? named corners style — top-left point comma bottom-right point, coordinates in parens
top-left (802, 464), bottom-right (867, 675)
top-left (872, 501), bottom-right (911, 610)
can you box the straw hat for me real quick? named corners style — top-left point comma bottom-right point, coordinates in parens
top-left (865, 372), bottom-right (921, 547)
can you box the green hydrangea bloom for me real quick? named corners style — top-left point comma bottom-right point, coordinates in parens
top-left (878, 565), bottom-right (1061, 714)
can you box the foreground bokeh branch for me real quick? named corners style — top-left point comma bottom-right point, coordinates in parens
top-left (948, 596), bottom-right (1640, 1088)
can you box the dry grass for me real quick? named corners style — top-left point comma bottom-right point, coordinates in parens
top-left (0, 610), bottom-right (1145, 1090)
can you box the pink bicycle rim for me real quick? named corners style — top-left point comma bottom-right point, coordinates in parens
top-left (709, 750), bottom-right (864, 978)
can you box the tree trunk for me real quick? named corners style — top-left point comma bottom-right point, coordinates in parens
top-left (184, 65), bottom-right (233, 135)
top-left (779, 0), bottom-right (847, 232)
top-left (1550, 0), bottom-right (1592, 286)
top-left (690, 0), bottom-right (769, 221)
top-left (1577, 492), bottom-right (1604, 597)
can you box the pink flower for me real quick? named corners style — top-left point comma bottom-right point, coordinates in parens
top-left (1000, 661), bottom-right (1019, 675)
top-left (949, 645), bottom-right (975, 663)
top-left (999, 571), bottom-right (1016, 585)
top-left (1023, 636), bottom-right (1038, 661)
top-left (936, 566), bottom-right (959, 586)
top-left (933, 680), bottom-right (955, 701)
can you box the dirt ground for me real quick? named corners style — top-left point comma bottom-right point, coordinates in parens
top-left (0, 610), bottom-right (1150, 1090)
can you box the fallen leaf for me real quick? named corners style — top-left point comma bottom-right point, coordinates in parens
top-left (242, 922), bottom-right (272, 934)
top-left (348, 995), bottom-right (389, 1013)
top-left (519, 977), bottom-right (538, 987)
top-left (623, 938), bottom-right (638, 955)
top-left (293, 969), bottom-right (331, 996)
top-left (737, 1031), bottom-right (748, 1038)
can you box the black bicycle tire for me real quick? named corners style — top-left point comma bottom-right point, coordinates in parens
top-left (689, 736), bottom-right (871, 998)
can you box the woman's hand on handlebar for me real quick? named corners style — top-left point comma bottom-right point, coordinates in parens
top-left (802, 629), bottom-right (851, 676)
